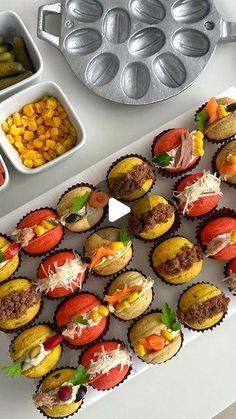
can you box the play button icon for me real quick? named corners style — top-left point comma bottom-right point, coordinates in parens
top-left (108, 198), bottom-right (131, 223)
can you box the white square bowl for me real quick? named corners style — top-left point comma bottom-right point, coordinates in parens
top-left (0, 154), bottom-right (10, 193)
top-left (0, 10), bottom-right (43, 100)
top-left (0, 81), bottom-right (86, 174)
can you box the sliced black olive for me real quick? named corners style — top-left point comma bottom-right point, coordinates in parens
top-left (65, 213), bottom-right (81, 223)
top-left (75, 385), bottom-right (87, 402)
top-left (227, 103), bottom-right (236, 113)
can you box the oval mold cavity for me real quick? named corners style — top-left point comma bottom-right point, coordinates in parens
top-left (66, 0), bottom-right (103, 23)
top-left (153, 53), bottom-right (186, 88)
top-left (172, 29), bottom-right (210, 57)
top-left (128, 28), bottom-right (165, 58)
top-left (130, 0), bottom-right (165, 24)
top-left (172, 0), bottom-right (210, 23)
top-left (121, 62), bottom-right (150, 99)
top-left (86, 53), bottom-right (120, 87)
top-left (64, 28), bottom-right (102, 55)
top-left (103, 8), bottom-right (131, 44)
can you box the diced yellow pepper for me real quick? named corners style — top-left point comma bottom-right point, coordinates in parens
top-left (110, 241), bottom-right (124, 252)
top-left (97, 305), bottom-right (109, 317)
top-left (126, 292), bottom-right (139, 304)
top-left (91, 311), bottom-right (100, 323)
top-left (161, 330), bottom-right (173, 342)
top-left (41, 220), bottom-right (54, 230)
top-left (34, 225), bottom-right (46, 236)
top-left (136, 343), bottom-right (146, 357)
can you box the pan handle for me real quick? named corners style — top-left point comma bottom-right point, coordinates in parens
top-left (37, 3), bottom-right (62, 48)
top-left (220, 19), bottom-right (236, 42)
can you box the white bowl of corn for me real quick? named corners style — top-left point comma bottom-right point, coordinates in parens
top-left (0, 81), bottom-right (86, 174)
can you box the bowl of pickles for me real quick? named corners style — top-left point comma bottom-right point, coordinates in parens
top-left (0, 10), bottom-right (43, 98)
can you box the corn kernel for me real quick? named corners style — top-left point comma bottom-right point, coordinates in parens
top-left (126, 292), bottom-right (139, 304)
top-left (39, 134), bottom-right (46, 142)
top-left (23, 130), bottom-right (34, 141)
top-left (116, 301), bottom-right (130, 312)
top-left (57, 105), bottom-right (64, 114)
top-left (18, 145), bottom-right (26, 154)
top-left (136, 343), bottom-right (146, 357)
top-left (34, 158), bottom-right (45, 167)
top-left (61, 125), bottom-right (69, 134)
top-left (194, 148), bottom-right (205, 157)
top-left (194, 138), bottom-right (203, 148)
top-left (21, 116), bottom-right (28, 127)
top-left (218, 105), bottom-right (229, 118)
top-left (23, 150), bottom-right (37, 160)
top-left (45, 130), bottom-right (51, 139)
top-left (193, 131), bottom-right (204, 141)
top-left (7, 117), bottom-right (13, 126)
top-left (63, 139), bottom-right (72, 150)
top-left (161, 330), bottom-right (173, 342)
top-left (42, 109), bottom-right (54, 120)
top-left (61, 112), bottom-right (67, 120)
top-left (48, 149), bottom-right (57, 159)
top-left (6, 134), bottom-right (14, 144)
top-left (70, 126), bottom-right (77, 137)
top-left (53, 117), bottom-right (62, 127)
top-left (13, 112), bottom-right (22, 127)
top-left (51, 127), bottom-right (59, 138)
top-left (37, 125), bottom-right (45, 135)
top-left (231, 230), bottom-right (236, 243)
top-left (97, 305), bottom-right (109, 317)
top-left (46, 140), bottom-right (56, 149)
top-left (45, 118), bottom-right (54, 127)
top-left (110, 241), bottom-right (124, 252)
top-left (34, 225), bottom-right (46, 236)
top-left (10, 124), bottom-right (21, 136)
top-left (36, 117), bottom-right (43, 125)
top-left (229, 155), bottom-right (236, 165)
top-left (28, 120), bottom-right (37, 131)
top-left (35, 102), bottom-right (43, 114)
top-left (23, 104), bottom-right (35, 117)
top-left (23, 159), bottom-right (34, 168)
top-left (33, 139), bottom-right (44, 149)
top-left (26, 142), bottom-right (35, 150)
top-left (46, 98), bottom-right (57, 110)
top-left (2, 122), bottom-right (9, 133)
top-left (91, 311), bottom-right (100, 323)
top-left (55, 143), bottom-right (66, 155)
top-left (15, 140), bottom-right (23, 149)
top-left (43, 151), bottom-right (52, 161)
top-left (41, 220), bottom-right (54, 230)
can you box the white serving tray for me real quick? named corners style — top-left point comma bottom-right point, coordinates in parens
top-left (0, 87), bottom-right (235, 413)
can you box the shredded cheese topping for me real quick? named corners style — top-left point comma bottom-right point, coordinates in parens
top-left (174, 171), bottom-right (222, 215)
top-left (87, 345), bottom-right (131, 379)
top-left (37, 253), bottom-right (87, 292)
top-left (62, 305), bottom-right (101, 339)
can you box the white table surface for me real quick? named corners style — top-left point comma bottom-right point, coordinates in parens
top-left (0, 1), bottom-right (236, 418)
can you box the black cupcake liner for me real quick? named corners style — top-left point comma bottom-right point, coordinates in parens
top-left (82, 226), bottom-right (134, 279)
top-left (177, 281), bottom-right (229, 333)
top-left (151, 129), bottom-right (201, 178)
top-left (53, 291), bottom-right (110, 351)
top-left (56, 182), bottom-right (108, 234)
top-left (16, 207), bottom-right (65, 259)
top-left (34, 366), bottom-right (85, 419)
top-left (78, 339), bottom-right (133, 392)
top-left (194, 103), bottom-right (236, 144)
top-left (172, 174), bottom-right (222, 221)
top-left (0, 233), bottom-right (22, 283)
top-left (196, 207), bottom-right (236, 255)
top-left (148, 235), bottom-right (203, 287)
top-left (127, 309), bottom-right (184, 365)
top-left (36, 248), bottom-right (89, 301)
top-left (103, 269), bottom-right (155, 322)
top-left (128, 198), bottom-right (181, 243)
top-left (211, 141), bottom-right (236, 190)
top-left (106, 154), bottom-right (156, 203)
top-left (0, 277), bottom-right (44, 334)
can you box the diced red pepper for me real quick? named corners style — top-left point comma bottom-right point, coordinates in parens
top-left (43, 334), bottom-right (63, 351)
top-left (4, 243), bottom-right (20, 260)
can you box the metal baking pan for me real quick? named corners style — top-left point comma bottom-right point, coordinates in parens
top-left (37, 0), bottom-right (236, 105)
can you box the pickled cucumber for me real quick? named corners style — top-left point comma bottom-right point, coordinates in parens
top-left (0, 52), bottom-right (12, 63)
top-left (0, 37), bottom-right (4, 45)
top-left (0, 62), bottom-right (25, 79)
top-left (12, 36), bottom-right (33, 71)
top-left (0, 43), bottom-right (11, 55)
top-left (0, 71), bottom-right (32, 90)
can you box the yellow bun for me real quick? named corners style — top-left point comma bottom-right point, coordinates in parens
top-left (131, 195), bottom-right (175, 240)
top-left (0, 236), bottom-right (20, 282)
top-left (84, 228), bottom-right (132, 276)
top-left (107, 271), bottom-right (153, 320)
top-left (108, 157), bottom-right (154, 201)
top-left (129, 313), bottom-right (182, 364)
top-left (215, 140), bottom-right (236, 184)
top-left (10, 325), bottom-right (61, 378)
top-left (178, 283), bottom-right (224, 330)
top-left (0, 279), bottom-right (41, 330)
top-left (38, 368), bottom-right (82, 418)
top-left (152, 237), bottom-right (203, 285)
top-left (204, 97), bottom-right (236, 141)
top-left (57, 186), bottom-right (104, 232)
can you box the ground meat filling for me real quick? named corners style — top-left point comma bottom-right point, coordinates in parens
top-left (0, 287), bottom-right (40, 323)
top-left (128, 203), bottom-right (174, 235)
top-left (157, 244), bottom-right (203, 276)
top-left (177, 294), bottom-right (230, 324)
top-left (109, 163), bottom-right (155, 198)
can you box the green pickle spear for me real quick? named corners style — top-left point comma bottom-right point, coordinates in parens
top-left (0, 62), bottom-right (25, 79)
top-left (12, 36), bottom-right (33, 71)
top-left (0, 71), bottom-right (32, 90)
top-left (0, 52), bottom-right (13, 63)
